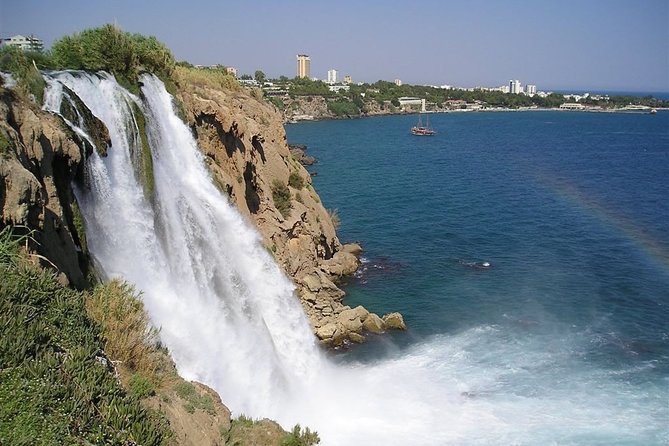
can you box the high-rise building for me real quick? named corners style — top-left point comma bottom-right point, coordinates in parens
top-left (343, 75), bottom-right (352, 85)
top-left (297, 54), bottom-right (310, 78)
top-left (327, 69), bottom-right (337, 84)
top-left (509, 79), bottom-right (522, 94)
top-left (394, 79), bottom-right (402, 86)
top-left (1, 34), bottom-right (44, 52)
top-left (525, 84), bottom-right (537, 95)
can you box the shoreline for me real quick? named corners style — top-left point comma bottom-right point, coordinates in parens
top-left (284, 106), bottom-right (667, 124)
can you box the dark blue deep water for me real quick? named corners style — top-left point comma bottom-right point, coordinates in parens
top-left (287, 111), bottom-right (669, 444)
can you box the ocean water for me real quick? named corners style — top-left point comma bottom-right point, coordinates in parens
top-left (287, 111), bottom-right (669, 444)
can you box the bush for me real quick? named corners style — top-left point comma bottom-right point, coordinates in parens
top-left (327, 99), bottom-right (360, 116)
top-left (281, 424), bottom-right (320, 446)
top-left (288, 171), bottom-right (305, 189)
top-left (50, 24), bottom-right (175, 82)
top-left (271, 179), bottom-right (292, 218)
top-left (0, 46), bottom-right (47, 103)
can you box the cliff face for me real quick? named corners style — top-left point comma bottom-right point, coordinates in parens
top-left (173, 68), bottom-right (405, 346)
top-left (0, 87), bottom-right (90, 288)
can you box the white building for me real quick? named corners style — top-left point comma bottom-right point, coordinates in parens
top-left (327, 69), bottom-right (337, 84)
top-left (1, 35), bottom-right (44, 52)
top-left (394, 79), bottom-right (402, 86)
top-left (398, 97), bottom-right (423, 107)
top-left (509, 79), bottom-right (522, 94)
top-left (328, 84), bottom-right (350, 93)
top-left (525, 84), bottom-right (537, 96)
top-left (343, 75), bottom-right (352, 84)
top-left (226, 67), bottom-right (238, 77)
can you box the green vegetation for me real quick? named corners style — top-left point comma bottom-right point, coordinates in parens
top-left (130, 102), bottom-right (155, 197)
top-left (174, 381), bottom-right (216, 416)
top-left (327, 98), bottom-right (360, 116)
top-left (289, 77), bottom-right (333, 97)
top-left (288, 171), bottom-right (305, 189)
top-left (0, 46), bottom-right (48, 103)
top-left (173, 65), bottom-right (239, 92)
top-left (281, 424), bottom-right (321, 446)
top-left (0, 227), bottom-right (170, 445)
top-left (0, 129), bottom-right (12, 159)
top-left (50, 24), bottom-right (175, 84)
top-left (271, 179), bottom-right (292, 218)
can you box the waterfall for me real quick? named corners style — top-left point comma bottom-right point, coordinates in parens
top-left (43, 71), bottom-right (324, 418)
top-left (42, 72), bottom-right (662, 446)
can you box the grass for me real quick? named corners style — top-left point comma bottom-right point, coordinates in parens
top-left (271, 179), bottom-right (292, 218)
top-left (0, 226), bottom-right (171, 445)
top-left (85, 280), bottom-right (172, 386)
top-left (173, 65), bottom-right (240, 93)
top-left (174, 381), bottom-right (216, 415)
top-left (327, 208), bottom-right (340, 230)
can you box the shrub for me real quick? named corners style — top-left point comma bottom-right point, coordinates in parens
top-left (281, 424), bottom-right (320, 446)
top-left (50, 24), bottom-right (175, 82)
top-left (288, 171), bottom-right (305, 189)
top-left (327, 99), bottom-right (360, 116)
top-left (0, 46), bottom-right (47, 103)
top-left (271, 179), bottom-right (292, 218)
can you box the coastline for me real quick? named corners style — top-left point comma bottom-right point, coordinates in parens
top-left (284, 105), bottom-right (667, 124)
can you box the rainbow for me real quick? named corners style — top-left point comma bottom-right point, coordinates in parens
top-left (533, 169), bottom-right (669, 273)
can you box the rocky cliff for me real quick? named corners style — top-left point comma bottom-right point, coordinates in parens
top-left (172, 67), bottom-right (405, 346)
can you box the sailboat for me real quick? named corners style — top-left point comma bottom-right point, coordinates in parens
top-left (411, 99), bottom-right (436, 136)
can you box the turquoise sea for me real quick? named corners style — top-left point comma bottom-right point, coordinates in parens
top-left (287, 111), bottom-right (669, 444)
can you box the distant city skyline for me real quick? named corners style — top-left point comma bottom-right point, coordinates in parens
top-left (1, 0), bottom-right (667, 92)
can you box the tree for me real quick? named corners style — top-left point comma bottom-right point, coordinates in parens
top-left (254, 70), bottom-right (266, 84)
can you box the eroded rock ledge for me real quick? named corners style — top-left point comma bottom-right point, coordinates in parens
top-left (174, 72), bottom-right (406, 346)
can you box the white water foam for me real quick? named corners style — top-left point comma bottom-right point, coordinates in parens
top-left (43, 72), bottom-right (668, 445)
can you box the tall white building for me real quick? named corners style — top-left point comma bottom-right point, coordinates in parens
top-left (394, 79), bottom-right (402, 86)
top-left (525, 84), bottom-right (537, 95)
top-left (509, 79), bottom-right (522, 94)
top-left (327, 69), bottom-right (337, 84)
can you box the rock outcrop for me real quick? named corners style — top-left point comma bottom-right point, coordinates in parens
top-left (0, 87), bottom-right (91, 288)
top-left (174, 68), bottom-right (405, 346)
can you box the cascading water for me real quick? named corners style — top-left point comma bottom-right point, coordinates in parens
top-left (43, 71), bottom-right (324, 418)
top-left (42, 72), bottom-right (667, 445)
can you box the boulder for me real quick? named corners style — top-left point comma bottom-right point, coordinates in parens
top-left (348, 332), bottom-right (365, 343)
top-left (382, 312), bottom-right (407, 330)
top-left (315, 322), bottom-right (337, 340)
top-left (341, 242), bottom-right (363, 256)
top-left (363, 313), bottom-right (386, 333)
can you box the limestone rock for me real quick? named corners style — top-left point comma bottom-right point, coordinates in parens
top-left (363, 313), bottom-right (386, 333)
top-left (383, 312), bottom-right (407, 330)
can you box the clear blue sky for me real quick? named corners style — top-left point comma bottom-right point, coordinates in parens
top-left (2, 0), bottom-right (668, 92)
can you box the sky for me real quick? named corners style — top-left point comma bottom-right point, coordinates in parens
top-left (1, 0), bottom-right (668, 92)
